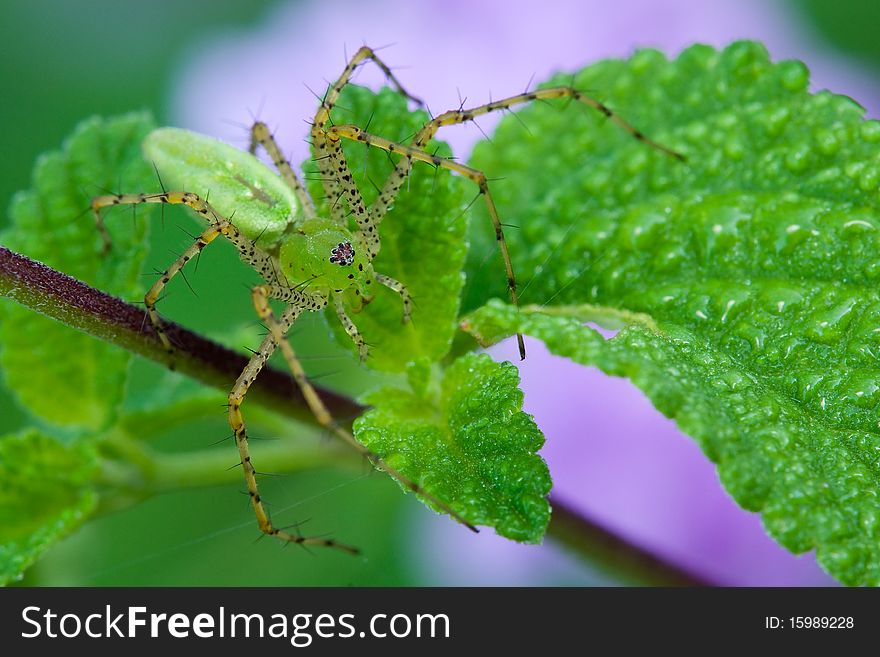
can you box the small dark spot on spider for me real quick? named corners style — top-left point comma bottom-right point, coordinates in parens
top-left (329, 241), bottom-right (355, 266)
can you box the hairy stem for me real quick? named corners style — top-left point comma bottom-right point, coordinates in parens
top-left (0, 245), bottom-right (712, 586)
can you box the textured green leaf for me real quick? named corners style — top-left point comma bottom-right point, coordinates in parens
top-left (466, 298), bottom-right (880, 586)
top-left (465, 39), bottom-right (880, 320)
top-left (355, 353), bottom-right (550, 542)
top-left (457, 41), bottom-right (880, 585)
top-left (306, 86), bottom-right (469, 372)
top-left (0, 429), bottom-right (98, 584)
top-left (0, 113), bottom-right (156, 429)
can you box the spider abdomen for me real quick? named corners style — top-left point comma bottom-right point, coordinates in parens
top-left (143, 127), bottom-right (302, 250)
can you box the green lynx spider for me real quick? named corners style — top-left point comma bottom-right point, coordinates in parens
top-left (91, 46), bottom-right (682, 553)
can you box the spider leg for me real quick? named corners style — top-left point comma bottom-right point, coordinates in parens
top-left (248, 121), bottom-right (317, 220)
top-left (91, 191), bottom-right (284, 354)
top-left (252, 283), bottom-right (478, 533)
top-left (143, 222), bottom-right (224, 354)
top-left (323, 139), bottom-right (378, 258)
top-left (333, 295), bottom-right (368, 361)
top-left (313, 45), bottom-right (422, 135)
top-left (324, 125), bottom-right (527, 359)
top-left (374, 272), bottom-right (412, 324)
top-left (409, 85), bottom-right (684, 160)
top-left (310, 45), bottom-right (420, 225)
top-left (228, 302), bottom-right (359, 554)
top-left (366, 83), bottom-right (685, 266)
top-left (325, 89), bottom-right (682, 360)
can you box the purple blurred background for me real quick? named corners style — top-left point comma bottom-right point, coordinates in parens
top-left (167, 0), bottom-right (880, 585)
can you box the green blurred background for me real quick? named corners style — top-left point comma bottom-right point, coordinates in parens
top-left (2, 0), bottom-right (880, 586)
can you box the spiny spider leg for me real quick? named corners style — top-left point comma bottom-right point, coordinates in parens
top-left (248, 121), bottom-right (317, 219)
top-left (325, 138), bottom-right (376, 258)
top-left (311, 46), bottom-right (421, 225)
top-left (333, 295), bottom-right (369, 361)
top-left (143, 222), bottom-right (225, 354)
top-left (313, 45), bottom-right (423, 133)
top-left (370, 85), bottom-right (684, 232)
top-left (332, 87), bottom-right (684, 359)
top-left (323, 124), bottom-right (528, 359)
top-left (229, 303), bottom-right (359, 554)
top-left (374, 272), bottom-right (412, 323)
top-left (91, 191), bottom-right (283, 354)
top-left (311, 124), bottom-right (414, 324)
top-left (412, 85), bottom-right (685, 159)
top-left (251, 283), bottom-right (478, 533)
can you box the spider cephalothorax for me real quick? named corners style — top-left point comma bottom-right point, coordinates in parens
top-left (278, 220), bottom-right (373, 297)
top-left (329, 241), bottom-right (355, 266)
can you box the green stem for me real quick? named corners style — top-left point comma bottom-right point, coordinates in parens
top-left (149, 441), bottom-right (351, 491)
top-left (117, 393), bottom-right (306, 443)
top-left (95, 428), bottom-right (355, 514)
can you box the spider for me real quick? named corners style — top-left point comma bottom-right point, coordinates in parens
top-left (90, 46), bottom-right (682, 553)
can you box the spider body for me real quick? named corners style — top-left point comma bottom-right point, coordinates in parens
top-left (279, 222), bottom-right (373, 300)
top-left (144, 128), bottom-right (375, 313)
top-left (90, 46), bottom-right (681, 553)
top-left (145, 127), bottom-right (301, 249)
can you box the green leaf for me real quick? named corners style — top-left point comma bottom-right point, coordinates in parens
top-left (467, 300), bottom-right (880, 585)
top-left (355, 353), bottom-right (550, 542)
top-left (458, 41), bottom-right (880, 585)
top-left (0, 113), bottom-right (156, 430)
top-left (0, 429), bottom-right (98, 584)
top-left (306, 86), bottom-right (469, 372)
top-left (466, 41), bottom-right (880, 311)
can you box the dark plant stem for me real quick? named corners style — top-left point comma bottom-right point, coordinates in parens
top-left (0, 245), bottom-right (363, 425)
top-left (0, 245), bottom-right (714, 586)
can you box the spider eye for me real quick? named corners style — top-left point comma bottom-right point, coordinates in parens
top-left (329, 241), bottom-right (355, 266)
